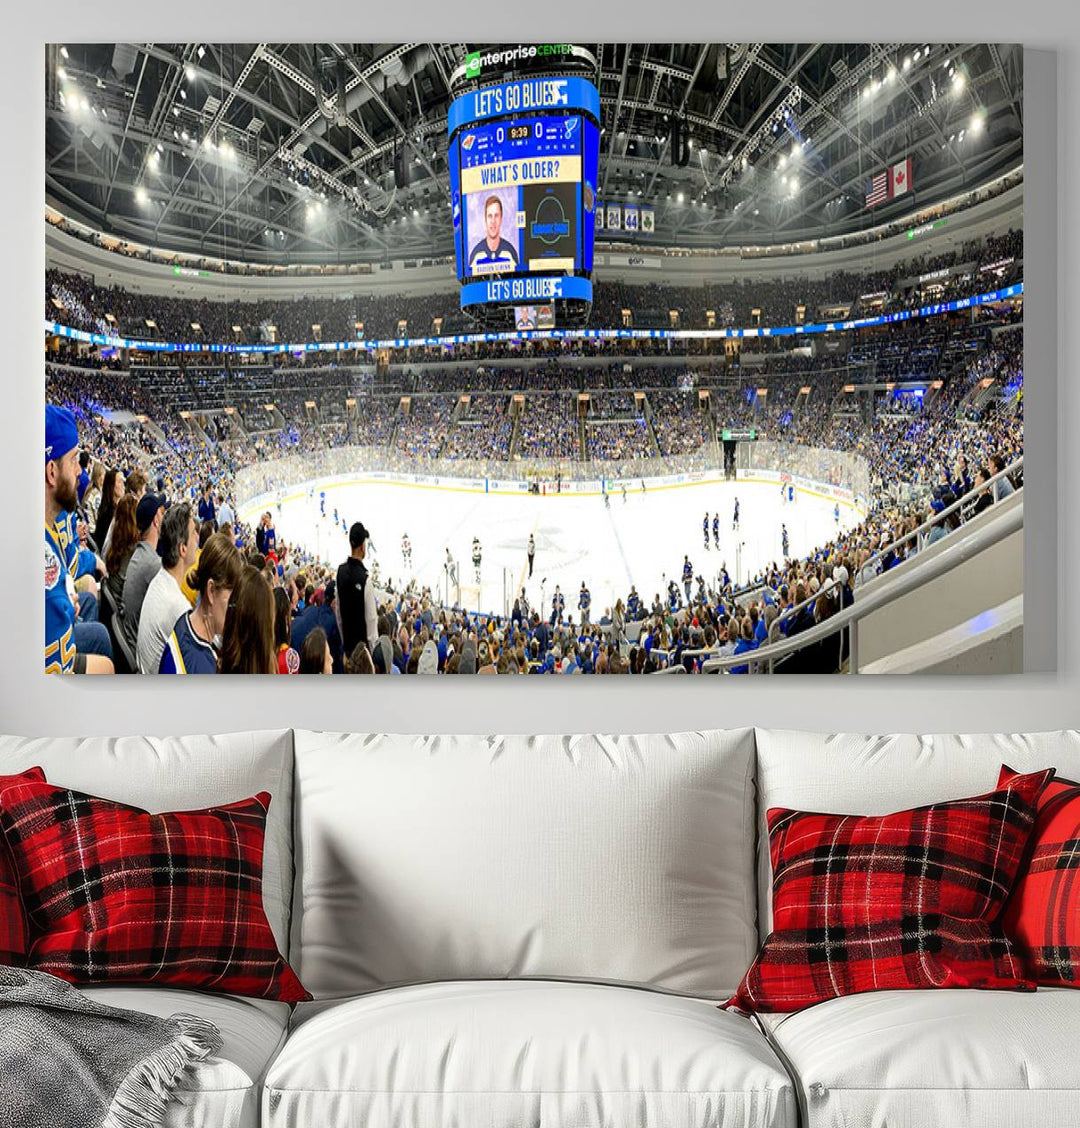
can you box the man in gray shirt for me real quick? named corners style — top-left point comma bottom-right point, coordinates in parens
top-left (137, 503), bottom-right (198, 674)
top-left (121, 494), bottom-right (165, 649)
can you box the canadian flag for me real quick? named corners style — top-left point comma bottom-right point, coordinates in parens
top-left (890, 157), bottom-right (913, 198)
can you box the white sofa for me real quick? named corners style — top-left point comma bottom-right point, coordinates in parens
top-left (1, 728), bottom-right (1078, 1128)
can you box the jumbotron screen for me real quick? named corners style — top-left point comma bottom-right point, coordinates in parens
top-left (448, 75), bottom-right (600, 317)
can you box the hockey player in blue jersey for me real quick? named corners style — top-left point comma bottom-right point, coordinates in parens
top-left (782, 523), bottom-right (790, 558)
top-left (627, 586), bottom-right (641, 621)
top-left (703, 512), bottom-right (710, 549)
top-left (712, 513), bottom-right (720, 550)
top-left (732, 497), bottom-right (740, 531)
top-left (682, 556), bottom-right (693, 604)
top-left (834, 502), bottom-right (841, 526)
top-left (319, 491), bottom-right (326, 517)
top-left (550, 585), bottom-right (566, 626)
top-left (788, 484), bottom-right (795, 504)
top-left (578, 582), bottom-right (591, 626)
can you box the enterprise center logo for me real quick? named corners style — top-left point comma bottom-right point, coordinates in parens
top-left (461, 44), bottom-right (588, 81)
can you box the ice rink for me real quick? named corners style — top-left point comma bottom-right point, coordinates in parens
top-left (240, 476), bottom-right (862, 619)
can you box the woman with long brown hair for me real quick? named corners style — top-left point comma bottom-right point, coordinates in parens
top-left (160, 533), bottom-right (243, 674)
top-left (92, 467), bottom-right (122, 550)
top-left (104, 494), bottom-right (139, 615)
top-left (218, 565), bottom-right (276, 674)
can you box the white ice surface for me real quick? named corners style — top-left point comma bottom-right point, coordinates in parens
top-left (241, 477), bottom-right (859, 619)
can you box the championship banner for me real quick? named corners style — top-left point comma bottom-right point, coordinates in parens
top-left (641, 206), bottom-right (655, 234)
top-left (606, 203), bottom-right (622, 230)
top-left (623, 204), bottom-right (639, 232)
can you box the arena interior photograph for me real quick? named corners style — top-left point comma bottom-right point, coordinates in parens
top-left (45, 42), bottom-right (1024, 677)
top-left (6, 9), bottom-right (1080, 1128)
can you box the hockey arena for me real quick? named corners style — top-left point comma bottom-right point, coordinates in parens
top-left (44, 42), bottom-right (1025, 675)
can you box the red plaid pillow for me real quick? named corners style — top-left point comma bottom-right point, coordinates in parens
top-left (1000, 765), bottom-right (1080, 986)
top-left (0, 768), bottom-right (46, 965)
top-left (726, 768), bottom-right (1051, 1014)
top-left (0, 774), bottom-right (309, 1002)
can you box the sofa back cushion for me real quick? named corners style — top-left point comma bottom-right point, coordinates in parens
top-left (291, 730), bottom-right (757, 1001)
top-left (754, 730), bottom-right (1080, 934)
top-left (0, 732), bottom-right (295, 959)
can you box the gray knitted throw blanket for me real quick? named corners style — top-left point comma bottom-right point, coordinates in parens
top-left (0, 966), bottom-right (222, 1128)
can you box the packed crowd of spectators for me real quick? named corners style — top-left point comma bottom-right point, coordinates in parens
top-left (46, 270), bottom-right (1024, 676)
top-left (516, 394), bottom-right (580, 460)
top-left (441, 396), bottom-right (515, 461)
top-left (46, 229), bottom-right (1022, 345)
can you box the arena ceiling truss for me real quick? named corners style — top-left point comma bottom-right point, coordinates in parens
top-left (45, 42), bottom-right (1023, 265)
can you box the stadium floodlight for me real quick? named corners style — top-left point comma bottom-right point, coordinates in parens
top-left (677, 191), bottom-right (684, 203)
top-left (903, 56), bottom-right (912, 71)
top-left (952, 72), bottom-right (966, 91)
top-left (790, 177), bottom-right (799, 194)
top-left (197, 45), bottom-right (206, 58)
top-left (971, 112), bottom-right (985, 134)
top-left (135, 185), bottom-right (149, 205)
top-left (57, 66), bottom-right (66, 80)
top-left (887, 67), bottom-right (897, 83)
top-left (179, 88), bottom-right (187, 100)
top-left (779, 155), bottom-right (787, 169)
top-left (185, 64), bottom-right (196, 81)
top-left (156, 142), bottom-right (163, 153)
top-left (60, 45), bottom-right (69, 58)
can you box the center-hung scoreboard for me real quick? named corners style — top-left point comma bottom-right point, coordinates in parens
top-left (447, 63), bottom-right (600, 328)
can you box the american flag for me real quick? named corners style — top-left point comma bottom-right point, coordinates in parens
top-left (865, 170), bottom-right (889, 208)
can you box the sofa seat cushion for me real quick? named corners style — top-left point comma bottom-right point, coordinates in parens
top-left (80, 985), bottom-right (290, 1128)
top-left (263, 980), bottom-right (796, 1128)
top-left (758, 988), bottom-right (1080, 1128)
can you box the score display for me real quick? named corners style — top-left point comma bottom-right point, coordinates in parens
top-left (448, 75), bottom-right (600, 323)
top-left (459, 115), bottom-right (583, 277)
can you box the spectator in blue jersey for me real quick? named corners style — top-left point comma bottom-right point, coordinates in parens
top-left (77, 450), bottom-right (91, 503)
top-left (468, 195), bottom-right (519, 274)
top-left (730, 618), bottom-right (758, 675)
top-left (291, 579), bottom-right (344, 673)
top-left (45, 405), bottom-right (113, 674)
top-left (197, 482), bottom-right (216, 525)
top-left (160, 533), bottom-right (242, 674)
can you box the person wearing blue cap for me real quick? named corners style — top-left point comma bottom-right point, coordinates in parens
top-left (45, 404), bottom-right (113, 674)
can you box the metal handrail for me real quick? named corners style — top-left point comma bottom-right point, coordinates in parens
top-left (857, 455), bottom-right (1023, 582)
top-left (758, 457), bottom-right (1023, 644)
top-left (700, 497), bottom-right (1023, 674)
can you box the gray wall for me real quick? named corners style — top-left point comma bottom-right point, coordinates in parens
top-left (6, 10), bottom-right (1073, 737)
